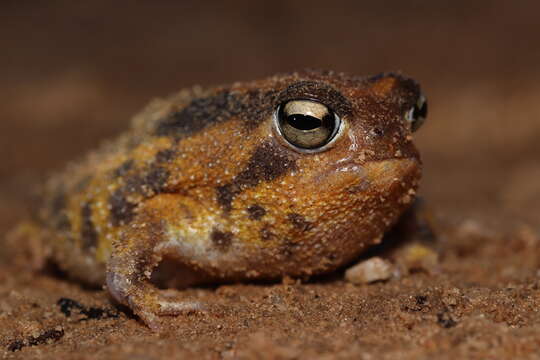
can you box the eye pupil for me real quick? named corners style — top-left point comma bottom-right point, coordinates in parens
top-left (286, 114), bottom-right (322, 130)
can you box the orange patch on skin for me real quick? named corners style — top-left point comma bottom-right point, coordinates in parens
top-left (371, 77), bottom-right (397, 97)
top-left (131, 136), bottom-right (174, 164)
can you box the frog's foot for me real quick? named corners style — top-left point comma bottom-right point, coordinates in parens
top-left (105, 212), bottom-right (205, 331)
top-left (106, 267), bottom-right (205, 330)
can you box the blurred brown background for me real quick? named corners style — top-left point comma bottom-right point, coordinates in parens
top-left (2, 1), bottom-right (540, 234)
top-left (2, 2), bottom-right (540, 358)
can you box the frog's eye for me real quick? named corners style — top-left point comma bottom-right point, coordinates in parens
top-left (275, 99), bottom-right (341, 150)
top-left (405, 94), bottom-right (428, 132)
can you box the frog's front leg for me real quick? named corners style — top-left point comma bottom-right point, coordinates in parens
top-left (106, 196), bottom-right (203, 330)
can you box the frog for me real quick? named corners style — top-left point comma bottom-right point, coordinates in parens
top-left (10, 69), bottom-right (427, 330)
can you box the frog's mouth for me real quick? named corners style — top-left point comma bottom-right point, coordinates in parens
top-left (313, 157), bottom-right (421, 196)
top-left (362, 157), bottom-right (421, 192)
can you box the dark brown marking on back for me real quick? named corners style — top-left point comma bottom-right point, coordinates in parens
top-left (109, 162), bottom-right (170, 226)
top-left (155, 91), bottom-right (242, 138)
top-left (81, 202), bottom-right (98, 250)
top-left (210, 228), bottom-right (233, 252)
top-left (154, 148), bottom-right (176, 164)
top-left (113, 160), bottom-right (134, 178)
top-left (216, 141), bottom-right (297, 212)
top-left (109, 190), bottom-right (137, 226)
top-left (123, 166), bottom-right (170, 197)
top-left (49, 187), bottom-right (71, 231)
top-left (247, 204), bottom-right (266, 220)
top-left (155, 89), bottom-right (278, 138)
top-left (123, 175), bottom-right (144, 193)
top-left (287, 213), bottom-right (313, 231)
top-left (144, 166), bottom-right (170, 194)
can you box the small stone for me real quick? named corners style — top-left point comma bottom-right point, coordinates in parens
top-left (345, 257), bottom-right (394, 284)
top-left (397, 243), bottom-right (439, 273)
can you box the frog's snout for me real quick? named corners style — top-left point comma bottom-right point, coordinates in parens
top-left (312, 157), bottom-right (419, 196)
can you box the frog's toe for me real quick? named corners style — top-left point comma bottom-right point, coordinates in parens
top-left (133, 295), bottom-right (205, 331)
top-left (107, 271), bottom-right (204, 329)
top-left (135, 297), bottom-right (204, 331)
top-left (156, 297), bottom-right (205, 315)
top-left (137, 309), bottom-right (163, 332)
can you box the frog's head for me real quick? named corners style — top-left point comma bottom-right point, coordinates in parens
top-left (250, 70), bottom-right (427, 274)
top-left (270, 70), bottom-right (425, 188)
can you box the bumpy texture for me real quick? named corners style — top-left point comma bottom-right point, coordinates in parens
top-left (20, 70), bottom-right (423, 328)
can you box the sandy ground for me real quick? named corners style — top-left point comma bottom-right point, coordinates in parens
top-left (1, 1), bottom-right (540, 359)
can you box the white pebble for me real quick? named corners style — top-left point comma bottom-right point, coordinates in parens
top-left (345, 257), bottom-right (394, 284)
